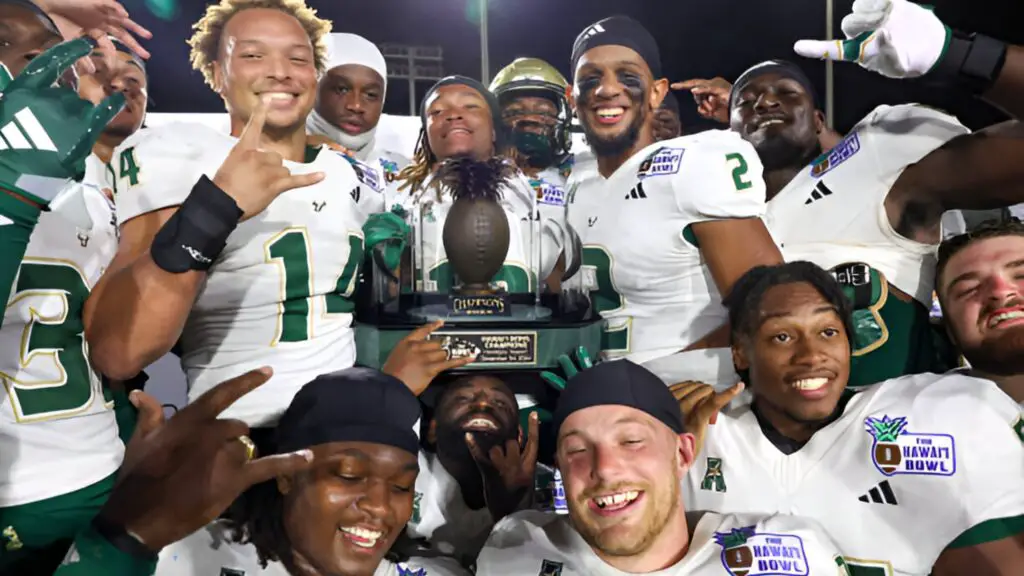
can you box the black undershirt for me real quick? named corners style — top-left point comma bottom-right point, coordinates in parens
top-left (751, 389), bottom-right (858, 455)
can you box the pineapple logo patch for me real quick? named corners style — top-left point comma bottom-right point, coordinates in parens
top-left (865, 415), bottom-right (955, 477)
top-left (715, 527), bottom-right (808, 576)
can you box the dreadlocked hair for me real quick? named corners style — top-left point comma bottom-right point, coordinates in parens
top-left (394, 130), bottom-right (436, 199)
top-left (187, 0), bottom-right (331, 90)
top-left (223, 478), bottom-right (292, 568)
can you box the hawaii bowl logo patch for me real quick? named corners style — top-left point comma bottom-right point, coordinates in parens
top-left (715, 527), bottom-right (809, 576)
top-left (810, 132), bottom-right (860, 178)
top-left (637, 147), bottom-right (685, 179)
top-left (396, 564), bottom-right (427, 576)
top-left (865, 415), bottom-right (955, 477)
top-left (532, 181), bottom-right (567, 207)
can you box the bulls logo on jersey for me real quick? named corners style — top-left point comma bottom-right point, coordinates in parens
top-left (397, 564), bottom-right (428, 576)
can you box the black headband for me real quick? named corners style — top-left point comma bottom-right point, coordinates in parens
top-left (3, 0), bottom-right (59, 37)
top-left (276, 368), bottom-right (421, 456)
top-left (108, 37), bottom-right (146, 75)
top-left (420, 75), bottom-right (507, 157)
top-left (553, 360), bottom-right (685, 436)
top-left (729, 59), bottom-right (819, 111)
top-left (571, 15), bottom-right (662, 79)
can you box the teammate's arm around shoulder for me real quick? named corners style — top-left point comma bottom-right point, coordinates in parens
top-left (677, 132), bottom-right (782, 297)
top-left (916, 375), bottom-right (1024, 574)
top-left (85, 100), bottom-right (324, 380)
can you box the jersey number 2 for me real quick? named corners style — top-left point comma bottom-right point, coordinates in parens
top-left (582, 246), bottom-right (630, 353)
top-left (3, 261), bottom-right (101, 421)
top-left (726, 153), bottom-right (753, 191)
top-left (265, 228), bottom-right (365, 344)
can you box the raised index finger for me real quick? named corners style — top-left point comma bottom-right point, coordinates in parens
top-left (670, 78), bottom-right (709, 91)
top-left (237, 96), bottom-right (270, 150)
top-left (182, 367), bottom-right (274, 423)
top-left (405, 319), bottom-right (445, 341)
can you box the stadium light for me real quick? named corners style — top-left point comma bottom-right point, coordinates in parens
top-left (381, 44), bottom-right (446, 116)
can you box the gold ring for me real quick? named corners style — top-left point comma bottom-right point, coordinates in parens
top-left (238, 435), bottom-right (257, 462)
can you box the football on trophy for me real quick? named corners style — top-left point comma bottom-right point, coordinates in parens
top-left (437, 157), bottom-right (517, 292)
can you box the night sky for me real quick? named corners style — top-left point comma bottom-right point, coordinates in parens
top-left (130, 0), bottom-right (1023, 133)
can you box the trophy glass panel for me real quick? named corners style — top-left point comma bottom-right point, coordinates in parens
top-left (402, 194), bottom-right (553, 323)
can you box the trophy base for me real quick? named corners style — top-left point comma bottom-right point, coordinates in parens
top-left (354, 317), bottom-right (603, 371)
top-left (409, 303), bottom-right (553, 323)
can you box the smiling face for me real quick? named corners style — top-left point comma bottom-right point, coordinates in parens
top-left (557, 405), bottom-right (693, 562)
top-left (571, 45), bottom-right (665, 159)
top-left (729, 71), bottom-right (822, 171)
top-left (939, 235), bottom-right (1024, 375)
top-left (316, 63), bottom-right (385, 136)
top-left (280, 441), bottom-right (419, 576)
top-left (734, 282), bottom-right (851, 438)
top-left (424, 83), bottom-right (495, 161)
top-left (0, 4), bottom-right (61, 78)
top-left (214, 7), bottom-right (318, 135)
top-left (432, 375), bottom-right (519, 460)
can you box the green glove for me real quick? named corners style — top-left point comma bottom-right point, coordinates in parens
top-left (540, 346), bottom-right (594, 391)
top-left (363, 204), bottom-right (410, 273)
top-left (0, 38), bottom-right (125, 208)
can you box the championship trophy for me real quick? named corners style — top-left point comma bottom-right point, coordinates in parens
top-left (354, 157), bottom-right (602, 372)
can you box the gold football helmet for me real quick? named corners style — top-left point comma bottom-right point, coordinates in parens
top-left (490, 57), bottom-right (573, 164)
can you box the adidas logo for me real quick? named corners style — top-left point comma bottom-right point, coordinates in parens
top-left (804, 180), bottom-right (834, 205)
top-left (625, 182), bottom-right (647, 200)
top-left (0, 108), bottom-right (57, 152)
top-left (858, 480), bottom-right (898, 506)
top-left (580, 23), bottom-right (606, 40)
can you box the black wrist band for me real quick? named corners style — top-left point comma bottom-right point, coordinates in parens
top-left (90, 515), bottom-right (158, 560)
top-left (151, 175), bottom-right (243, 274)
top-left (931, 30), bottom-right (1007, 95)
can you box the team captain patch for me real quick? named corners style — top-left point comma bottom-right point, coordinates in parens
top-left (865, 415), bottom-right (956, 477)
top-left (810, 132), bottom-right (859, 178)
top-left (715, 527), bottom-right (809, 576)
top-left (637, 147), bottom-right (685, 179)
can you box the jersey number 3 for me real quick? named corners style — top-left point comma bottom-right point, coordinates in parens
top-left (265, 228), bottom-right (365, 344)
top-left (3, 261), bottom-right (101, 422)
top-left (582, 246), bottom-right (630, 353)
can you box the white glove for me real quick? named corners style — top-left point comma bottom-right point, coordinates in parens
top-left (793, 0), bottom-right (950, 79)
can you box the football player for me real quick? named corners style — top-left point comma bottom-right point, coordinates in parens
top-left (934, 221), bottom-right (1024, 407)
top-left (84, 0), bottom-right (466, 434)
top-left (392, 75), bottom-right (566, 292)
top-left (565, 16), bottom-right (781, 388)
top-left (652, 91), bottom-right (681, 141)
top-left (305, 32), bottom-right (409, 184)
top-left (0, 4), bottom-right (135, 569)
top-left (410, 374), bottom-right (537, 563)
top-left (490, 57), bottom-right (575, 189)
top-left (155, 368), bottom-right (468, 576)
top-left (681, 261), bottom-right (1024, 574)
top-left (477, 360), bottom-right (849, 575)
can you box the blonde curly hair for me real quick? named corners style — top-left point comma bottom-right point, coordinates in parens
top-left (188, 0), bottom-right (332, 89)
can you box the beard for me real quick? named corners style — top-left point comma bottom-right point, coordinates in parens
top-left (569, 475), bottom-right (679, 558)
top-left (434, 410), bottom-right (517, 469)
top-left (755, 133), bottom-right (820, 172)
top-left (959, 325), bottom-right (1024, 375)
top-left (581, 104), bottom-right (647, 159)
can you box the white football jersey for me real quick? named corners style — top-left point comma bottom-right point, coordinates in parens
top-left (0, 178), bottom-right (123, 506)
top-left (566, 131), bottom-right (766, 383)
top-left (112, 123), bottom-right (384, 426)
top-left (765, 104), bottom-right (969, 305)
top-left (684, 372), bottom-right (1024, 575)
top-left (396, 169), bottom-right (565, 294)
top-left (477, 509), bottom-right (848, 576)
top-left (156, 521), bottom-right (469, 576)
top-left (407, 450), bottom-right (495, 562)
